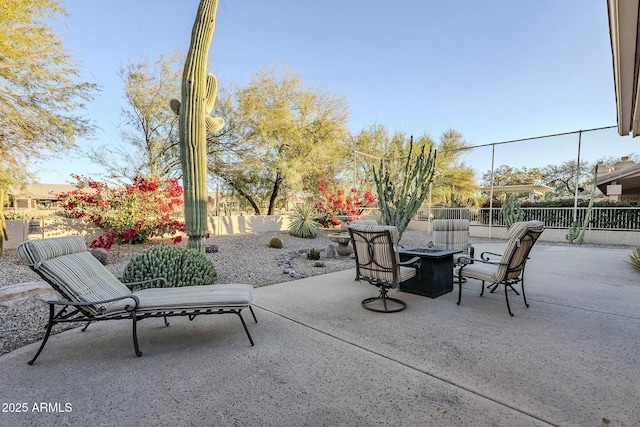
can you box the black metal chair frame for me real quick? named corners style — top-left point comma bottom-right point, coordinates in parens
top-left (349, 228), bottom-right (420, 313)
top-left (457, 228), bottom-right (543, 316)
top-left (25, 274), bottom-right (257, 365)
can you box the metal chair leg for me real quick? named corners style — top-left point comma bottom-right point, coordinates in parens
top-left (28, 304), bottom-right (55, 365)
top-left (236, 310), bottom-right (255, 346)
top-left (362, 288), bottom-right (406, 313)
top-left (505, 283), bottom-right (514, 317)
top-left (131, 313), bottom-right (142, 357)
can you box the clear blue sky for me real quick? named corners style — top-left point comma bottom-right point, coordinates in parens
top-left (37, 0), bottom-right (636, 183)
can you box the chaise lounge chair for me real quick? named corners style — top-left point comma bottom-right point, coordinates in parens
top-left (17, 235), bottom-right (257, 364)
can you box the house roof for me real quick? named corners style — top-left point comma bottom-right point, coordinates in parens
top-left (607, 0), bottom-right (640, 136)
top-left (596, 162), bottom-right (640, 194)
top-left (478, 184), bottom-right (553, 195)
top-left (7, 184), bottom-right (75, 200)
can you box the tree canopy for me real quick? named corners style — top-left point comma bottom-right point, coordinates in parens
top-left (351, 126), bottom-right (476, 206)
top-left (0, 0), bottom-right (98, 167)
top-left (208, 66), bottom-right (350, 215)
top-left (87, 53), bottom-right (182, 179)
top-left (1, 0), bottom-right (97, 255)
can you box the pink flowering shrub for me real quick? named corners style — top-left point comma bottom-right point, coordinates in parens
top-left (315, 179), bottom-right (376, 226)
top-left (58, 175), bottom-right (186, 249)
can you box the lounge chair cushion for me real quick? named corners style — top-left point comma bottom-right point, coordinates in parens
top-left (19, 237), bottom-right (131, 314)
top-left (104, 284), bottom-right (254, 316)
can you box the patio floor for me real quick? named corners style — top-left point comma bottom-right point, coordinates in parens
top-left (0, 242), bottom-right (638, 426)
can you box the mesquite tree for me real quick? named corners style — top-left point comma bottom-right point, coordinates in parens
top-left (373, 136), bottom-right (437, 240)
top-left (170, 0), bottom-right (224, 252)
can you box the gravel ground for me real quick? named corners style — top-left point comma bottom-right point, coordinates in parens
top-left (0, 229), bottom-right (429, 357)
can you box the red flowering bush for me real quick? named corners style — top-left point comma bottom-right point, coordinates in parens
top-left (58, 175), bottom-right (185, 249)
top-left (315, 179), bottom-right (376, 226)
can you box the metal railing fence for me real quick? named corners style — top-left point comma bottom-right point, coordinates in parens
top-left (415, 206), bottom-right (640, 231)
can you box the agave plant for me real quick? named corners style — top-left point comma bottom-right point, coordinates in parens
top-left (288, 204), bottom-right (321, 238)
top-left (629, 247), bottom-right (640, 272)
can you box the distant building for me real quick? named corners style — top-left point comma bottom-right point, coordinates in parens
top-left (479, 184), bottom-right (553, 202)
top-left (596, 157), bottom-right (640, 201)
top-left (6, 184), bottom-right (75, 210)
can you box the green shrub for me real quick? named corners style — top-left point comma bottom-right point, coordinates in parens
top-left (269, 236), bottom-right (283, 248)
top-left (121, 244), bottom-right (216, 289)
top-left (288, 204), bottom-right (321, 238)
top-left (629, 247), bottom-right (640, 272)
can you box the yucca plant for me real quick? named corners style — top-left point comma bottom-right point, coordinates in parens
top-left (288, 204), bottom-right (321, 238)
top-left (629, 247), bottom-right (640, 272)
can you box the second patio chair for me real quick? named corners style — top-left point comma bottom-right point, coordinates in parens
top-left (457, 220), bottom-right (544, 316)
top-left (432, 219), bottom-right (474, 264)
top-left (348, 224), bottom-right (420, 313)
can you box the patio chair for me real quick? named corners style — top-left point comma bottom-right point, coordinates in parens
top-left (456, 220), bottom-right (544, 316)
top-left (432, 219), bottom-right (475, 264)
top-left (17, 235), bottom-right (257, 364)
top-left (348, 224), bottom-right (421, 313)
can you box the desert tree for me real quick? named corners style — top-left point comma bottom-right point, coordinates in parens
top-left (87, 53), bottom-right (183, 179)
top-left (0, 0), bottom-right (97, 255)
top-left (208, 66), bottom-right (350, 215)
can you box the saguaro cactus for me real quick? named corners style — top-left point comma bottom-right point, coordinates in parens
top-left (170, 0), bottom-right (224, 252)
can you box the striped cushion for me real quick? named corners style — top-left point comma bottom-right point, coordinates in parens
top-left (18, 235), bottom-right (89, 267)
top-left (508, 220), bottom-right (544, 239)
top-left (349, 224), bottom-right (406, 287)
top-left (36, 251), bottom-right (133, 315)
top-left (432, 219), bottom-right (470, 254)
top-left (105, 284), bottom-right (254, 316)
top-left (18, 236), bottom-right (132, 314)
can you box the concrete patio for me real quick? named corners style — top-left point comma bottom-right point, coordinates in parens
top-left (0, 242), bottom-right (638, 426)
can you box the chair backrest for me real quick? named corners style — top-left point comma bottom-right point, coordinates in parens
top-left (18, 236), bottom-right (132, 315)
top-left (497, 220), bottom-right (544, 280)
top-left (348, 224), bottom-right (401, 287)
top-left (432, 219), bottom-right (470, 254)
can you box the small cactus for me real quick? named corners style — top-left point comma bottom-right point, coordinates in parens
top-left (501, 194), bottom-right (525, 228)
top-left (307, 247), bottom-right (321, 260)
top-left (121, 244), bottom-right (217, 289)
top-left (269, 237), bottom-right (283, 249)
top-left (312, 261), bottom-right (325, 268)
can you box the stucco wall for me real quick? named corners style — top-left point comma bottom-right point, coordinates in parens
top-left (469, 224), bottom-right (640, 246)
top-left (4, 215), bottom-right (639, 250)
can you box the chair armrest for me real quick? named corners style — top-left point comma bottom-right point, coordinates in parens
top-left (480, 251), bottom-right (502, 261)
top-left (48, 294), bottom-right (140, 311)
top-left (461, 257), bottom-right (507, 267)
top-left (399, 256), bottom-right (421, 269)
top-left (469, 244), bottom-right (475, 259)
